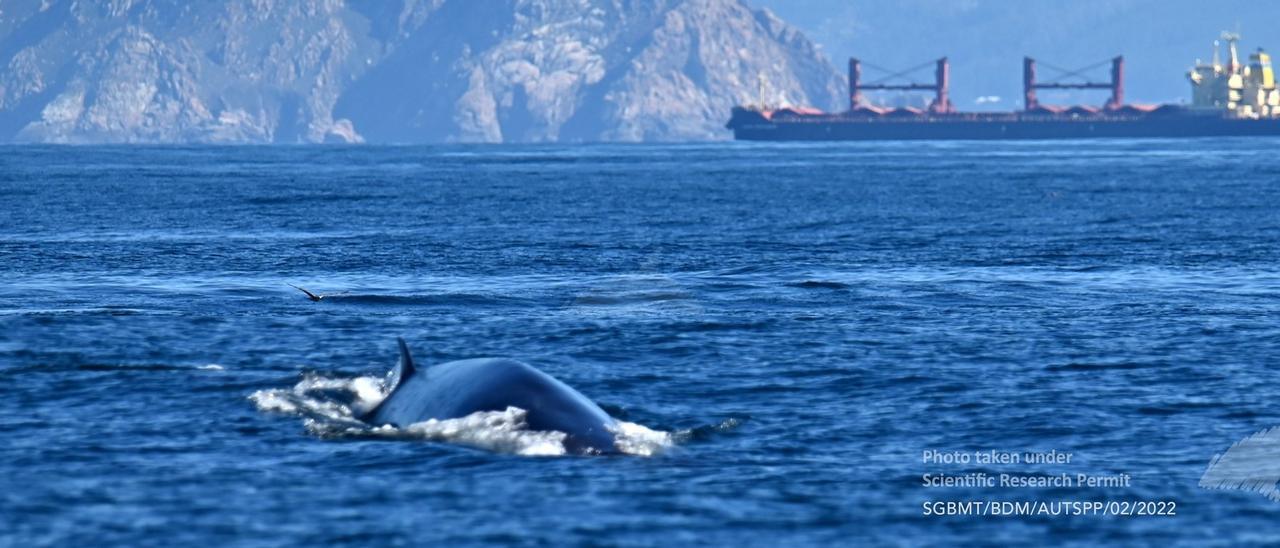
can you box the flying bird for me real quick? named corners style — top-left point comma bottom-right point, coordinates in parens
top-left (288, 283), bottom-right (340, 302)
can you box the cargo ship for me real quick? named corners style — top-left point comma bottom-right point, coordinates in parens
top-left (727, 34), bottom-right (1280, 140)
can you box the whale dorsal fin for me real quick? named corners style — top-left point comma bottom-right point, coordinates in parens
top-left (387, 337), bottom-right (417, 391)
top-left (359, 338), bottom-right (419, 424)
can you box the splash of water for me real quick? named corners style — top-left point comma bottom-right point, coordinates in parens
top-left (610, 420), bottom-right (674, 457)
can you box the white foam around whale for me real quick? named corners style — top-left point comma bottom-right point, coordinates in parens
top-left (250, 373), bottom-right (673, 457)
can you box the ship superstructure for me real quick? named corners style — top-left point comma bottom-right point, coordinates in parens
top-left (1187, 32), bottom-right (1279, 117)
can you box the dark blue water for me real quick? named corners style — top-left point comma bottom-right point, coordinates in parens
top-left (4, 141), bottom-right (1280, 545)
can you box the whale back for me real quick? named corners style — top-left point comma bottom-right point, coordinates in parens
top-left (362, 339), bottom-right (618, 454)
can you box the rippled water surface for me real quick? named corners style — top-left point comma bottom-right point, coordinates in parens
top-left (4, 141), bottom-right (1280, 545)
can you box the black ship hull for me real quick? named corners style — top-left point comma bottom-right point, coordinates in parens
top-left (727, 107), bottom-right (1280, 141)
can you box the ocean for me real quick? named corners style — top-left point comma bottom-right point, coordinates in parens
top-left (3, 140), bottom-right (1279, 545)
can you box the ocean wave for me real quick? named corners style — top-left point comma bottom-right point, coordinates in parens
top-left (570, 290), bottom-right (692, 306)
top-left (324, 293), bottom-right (518, 306)
top-left (785, 280), bottom-right (851, 290)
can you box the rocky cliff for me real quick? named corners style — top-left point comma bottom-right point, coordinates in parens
top-left (0, 0), bottom-right (841, 143)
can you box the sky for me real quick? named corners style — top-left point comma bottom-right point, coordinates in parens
top-left (750, 0), bottom-right (1280, 111)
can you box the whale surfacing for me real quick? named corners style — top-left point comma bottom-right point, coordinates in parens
top-left (361, 338), bottom-right (620, 455)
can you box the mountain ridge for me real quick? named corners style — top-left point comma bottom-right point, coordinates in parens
top-left (0, 0), bottom-right (841, 143)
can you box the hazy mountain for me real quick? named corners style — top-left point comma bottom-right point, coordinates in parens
top-left (0, 0), bottom-right (843, 143)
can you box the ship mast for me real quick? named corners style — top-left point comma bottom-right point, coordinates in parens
top-left (1223, 31), bottom-right (1241, 74)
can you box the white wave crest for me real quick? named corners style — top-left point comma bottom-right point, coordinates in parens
top-left (249, 373), bottom-right (387, 425)
top-left (251, 373), bottom-right (672, 457)
top-left (611, 420), bottom-right (674, 457)
top-left (366, 407), bottom-right (569, 456)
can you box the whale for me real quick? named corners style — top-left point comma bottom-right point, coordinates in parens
top-left (360, 338), bottom-right (620, 454)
